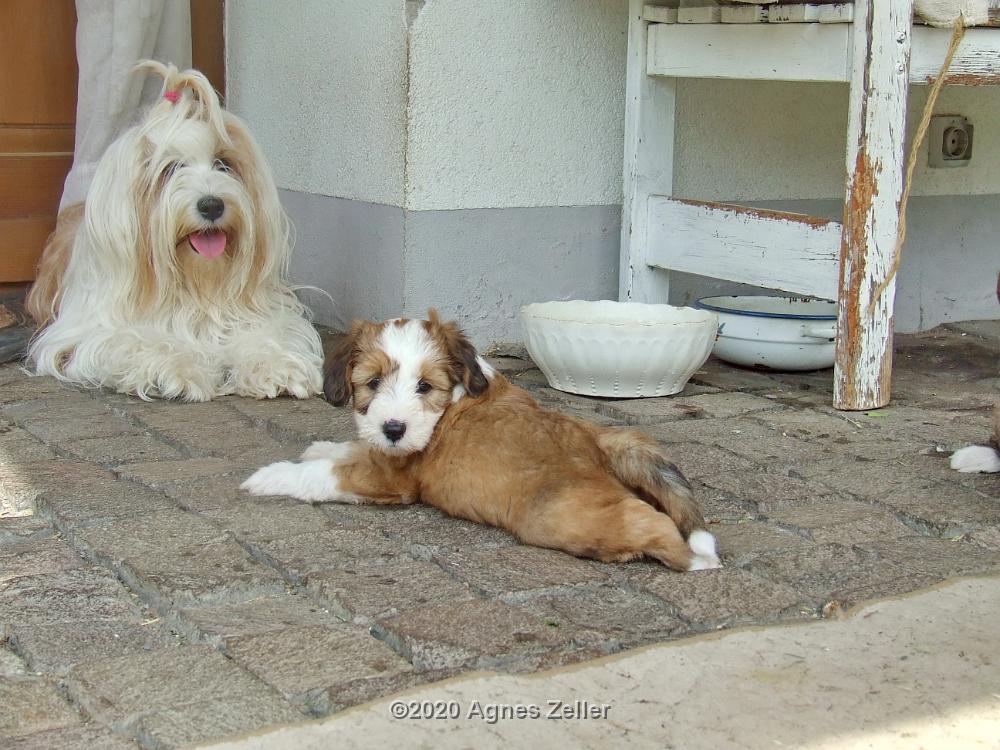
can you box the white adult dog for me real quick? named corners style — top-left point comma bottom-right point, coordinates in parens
top-left (27, 61), bottom-right (323, 401)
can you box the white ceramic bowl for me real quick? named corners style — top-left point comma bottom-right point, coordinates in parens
top-left (695, 295), bottom-right (837, 371)
top-left (519, 300), bottom-right (718, 398)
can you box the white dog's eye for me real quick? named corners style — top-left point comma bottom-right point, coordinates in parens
top-left (213, 158), bottom-right (233, 173)
top-left (367, 377), bottom-right (382, 391)
top-left (416, 380), bottom-right (432, 395)
top-left (160, 161), bottom-right (183, 180)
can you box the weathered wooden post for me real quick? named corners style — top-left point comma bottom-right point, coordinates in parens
top-left (834, 0), bottom-right (914, 410)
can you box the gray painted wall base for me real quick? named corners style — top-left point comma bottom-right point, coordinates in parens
top-left (280, 189), bottom-right (404, 331)
top-left (401, 205), bottom-right (619, 344)
top-left (281, 189), bottom-right (999, 344)
top-left (282, 189), bottom-right (618, 345)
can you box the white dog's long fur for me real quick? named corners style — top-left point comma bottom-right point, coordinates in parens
top-left (27, 62), bottom-right (322, 401)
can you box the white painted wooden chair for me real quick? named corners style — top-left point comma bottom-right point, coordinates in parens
top-left (620, 0), bottom-right (1000, 410)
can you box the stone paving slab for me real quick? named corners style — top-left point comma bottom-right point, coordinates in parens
top-left (629, 567), bottom-right (810, 627)
top-left (0, 423), bottom-right (60, 462)
top-left (305, 559), bottom-right (479, 624)
top-left (0, 513), bottom-right (53, 546)
top-left (9, 620), bottom-right (176, 676)
top-left (6, 724), bottom-right (139, 750)
top-left (171, 594), bottom-right (341, 647)
top-left (1, 460), bottom-right (115, 514)
top-left (0, 322), bottom-right (998, 749)
top-left (65, 646), bottom-right (304, 747)
top-left (35, 480), bottom-right (179, 528)
top-left (518, 585), bottom-right (687, 650)
top-left (0, 675), bottom-right (82, 737)
top-left (373, 598), bottom-right (578, 671)
top-left (226, 624), bottom-right (414, 713)
top-left (0, 566), bottom-right (145, 627)
top-left (433, 545), bottom-right (608, 598)
top-left (0, 536), bottom-right (86, 581)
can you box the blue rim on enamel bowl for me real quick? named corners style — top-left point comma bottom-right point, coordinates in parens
top-left (694, 296), bottom-right (837, 321)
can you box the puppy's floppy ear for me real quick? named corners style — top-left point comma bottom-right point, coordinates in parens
top-left (427, 308), bottom-right (489, 397)
top-left (323, 321), bottom-right (366, 406)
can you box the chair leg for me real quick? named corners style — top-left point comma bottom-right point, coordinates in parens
top-left (834, 0), bottom-right (914, 411)
top-left (620, 0), bottom-right (674, 303)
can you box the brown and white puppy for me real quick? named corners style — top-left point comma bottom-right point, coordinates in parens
top-left (242, 311), bottom-right (721, 571)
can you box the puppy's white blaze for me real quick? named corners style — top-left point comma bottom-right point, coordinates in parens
top-left (688, 529), bottom-right (718, 559)
top-left (300, 441), bottom-right (354, 462)
top-left (357, 320), bottom-right (445, 454)
top-left (241, 459), bottom-right (346, 502)
top-left (950, 446), bottom-right (1000, 473)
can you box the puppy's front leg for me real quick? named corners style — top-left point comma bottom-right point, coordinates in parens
top-left (241, 458), bottom-right (354, 503)
top-left (242, 441), bottom-right (416, 505)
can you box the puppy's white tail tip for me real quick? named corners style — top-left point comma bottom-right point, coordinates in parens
top-left (688, 555), bottom-right (722, 572)
top-left (687, 529), bottom-right (721, 571)
top-left (950, 445), bottom-right (1000, 473)
top-left (689, 529), bottom-right (717, 558)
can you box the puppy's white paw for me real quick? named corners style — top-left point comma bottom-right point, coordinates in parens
top-left (687, 529), bottom-right (722, 571)
top-left (300, 441), bottom-right (354, 462)
top-left (950, 445), bottom-right (1000, 474)
top-left (241, 459), bottom-right (341, 502)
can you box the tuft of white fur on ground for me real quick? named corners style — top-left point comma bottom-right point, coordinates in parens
top-left (950, 445), bottom-right (1000, 473)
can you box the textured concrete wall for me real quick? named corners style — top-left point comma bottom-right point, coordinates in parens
top-left (226, 0), bottom-right (408, 206)
top-left (401, 205), bottom-right (620, 344)
top-left (405, 0), bottom-right (628, 211)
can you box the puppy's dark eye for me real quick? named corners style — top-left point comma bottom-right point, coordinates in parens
top-left (213, 158), bottom-right (233, 172)
top-left (367, 377), bottom-right (382, 391)
top-left (416, 380), bottom-right (432, 395)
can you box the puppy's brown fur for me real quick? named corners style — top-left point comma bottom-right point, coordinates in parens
top-left (321, 312), bottom-right (712, 571)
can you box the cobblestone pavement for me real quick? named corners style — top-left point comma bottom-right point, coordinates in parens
top-left (1, 322), bottom-right (998, 749)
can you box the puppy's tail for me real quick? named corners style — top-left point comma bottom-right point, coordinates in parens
top-left (596, 428), bottom-right (706, 538)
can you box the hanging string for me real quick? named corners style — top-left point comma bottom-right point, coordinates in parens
top-left (866, 17), bottom-right (967, 317)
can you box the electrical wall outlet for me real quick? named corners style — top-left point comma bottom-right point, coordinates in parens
top-left (928, 116), bottom-right (973, 168)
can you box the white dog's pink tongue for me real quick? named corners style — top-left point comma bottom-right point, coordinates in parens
top-left (189, 230), bottom-right (227, 259)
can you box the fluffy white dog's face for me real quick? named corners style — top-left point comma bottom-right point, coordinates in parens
top-left (144, 116), bottom-right (252, 266)
top-left (83, 65), bottom-right (289, 312)
top-left (323, 313), bottom-right (492, 456)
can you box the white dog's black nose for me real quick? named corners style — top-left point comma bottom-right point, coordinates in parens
top-left (382, 420), bottom-right (406, 443)
top-left (197, 196), bottom-right (225, 221)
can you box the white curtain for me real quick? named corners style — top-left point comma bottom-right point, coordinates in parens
top-left (60, 0), bottom-right (192, 210)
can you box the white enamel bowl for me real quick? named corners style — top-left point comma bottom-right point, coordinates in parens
top-left (695, 296), bottom-right (837, 371)
top-left (519, 300), bottom-right (718, 398)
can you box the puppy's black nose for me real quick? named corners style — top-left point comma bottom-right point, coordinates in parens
top-left (197, 196), bottom-right (225, 221)
top-left (382, 420), bottom-right (406, 443)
